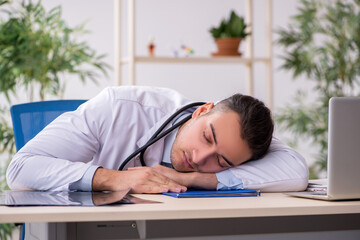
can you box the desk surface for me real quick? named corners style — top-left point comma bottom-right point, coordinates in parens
top-left (1, 193), bottom-right (360, 223)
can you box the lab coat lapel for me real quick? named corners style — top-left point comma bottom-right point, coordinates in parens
top-left (135, 112), bottom-right (173, 167)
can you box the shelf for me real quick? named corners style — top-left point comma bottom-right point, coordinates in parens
top-left (120, 56), bottom-right (271, 64)
top-left (114, 0), bottom-right (274, 109)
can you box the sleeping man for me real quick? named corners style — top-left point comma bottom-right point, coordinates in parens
top-left (6, 86), bottom-right (308, 193)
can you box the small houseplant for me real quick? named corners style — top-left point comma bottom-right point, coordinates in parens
top-left (209, 10), bottom-right (250, 56)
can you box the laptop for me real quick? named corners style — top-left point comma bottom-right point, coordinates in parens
top-left (287, 97), bottom-right (360, 200)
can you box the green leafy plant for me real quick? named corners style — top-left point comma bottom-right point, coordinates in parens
top-left (0, 0), bottom-right (109, 238)
top-left (0, 0), bottom-right (109, 101)
top-left (0, 108), bottom-right (16, 240)
top-left (0, 223), bottom-right (14, 240)
top-left (209, 10), bottom-right (250, 39)
top-left (275, 0), bottom-right (360, 178)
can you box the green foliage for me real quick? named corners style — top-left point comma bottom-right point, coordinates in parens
top-left (209, 10), bottom-right (250, 39)
top-left (276, 0), bottom-right (360, 177)
top-left (0, 1), bottom-right (109, 238)
top-left (0, 110), bottom-right (15, 155)
top-left (0, 223), bottom-right (16, 240)
top-left (0, 107), bottom-right (15, 190)
top-left (0, 0), bottom-right (109, 101)
top-left (0, 108), bottom-right (16, 239)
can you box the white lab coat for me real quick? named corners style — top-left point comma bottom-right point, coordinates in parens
top-left (6, 86), bottom-right (308, 192)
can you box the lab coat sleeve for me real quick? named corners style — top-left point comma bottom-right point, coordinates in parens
top-left (6, 88), bottom-right (113, 191)
top-left (216, 137), bottom-right (309, 192)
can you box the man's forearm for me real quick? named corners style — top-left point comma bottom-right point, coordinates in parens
top-left (92, 167), bottom-right (187, 193)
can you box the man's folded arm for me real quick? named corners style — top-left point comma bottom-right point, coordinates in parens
top-left (5, 114), bottom-right (101, 191)
top-left (5, 90), bottom-right (111, 191)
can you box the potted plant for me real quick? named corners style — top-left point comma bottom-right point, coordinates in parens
top-left (275, 0), bottom-right (360, 178)
top-left (0, 0), bottom-right (109, 101)
top-left (0, 0), bottom-right (109, 238)
top-left (209, 10), bottom-right (250, 56)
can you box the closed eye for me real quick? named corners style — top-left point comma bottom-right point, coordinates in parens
top-left (217, 156), bottom-right (225, 168)
top-left (203, 131), bottom-right (211, 143)
top-left (218, 156), bottom-right (231, 168)
top-left (209, 123), bottom-right (235, 168)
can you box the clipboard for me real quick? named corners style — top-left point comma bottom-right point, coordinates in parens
top-left (162, 189), bottom-right (261, 198)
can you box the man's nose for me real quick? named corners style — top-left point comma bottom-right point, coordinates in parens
top-left (192, 145), bottom-right (217, 166)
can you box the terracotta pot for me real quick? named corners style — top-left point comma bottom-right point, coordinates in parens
top-left (212, 37), bottom-right (242, 56)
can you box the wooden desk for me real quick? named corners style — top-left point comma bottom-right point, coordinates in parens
top-left (1, 193), bottom-right (360, 239)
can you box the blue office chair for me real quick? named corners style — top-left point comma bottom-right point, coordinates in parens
top-left (9, 99), bottom-right (86, 240)
top-left (10, 100), bottom-right (87, 151)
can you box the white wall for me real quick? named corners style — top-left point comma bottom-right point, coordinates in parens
top-left (40, 0), bottom-right (310, 106)
top-left (6, 0), bottom-right (315, 163)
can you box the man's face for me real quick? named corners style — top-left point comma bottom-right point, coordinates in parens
top-left (170, 103), bottom-right (252, 173)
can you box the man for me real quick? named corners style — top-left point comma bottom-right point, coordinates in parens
top-left (6, 86), bottom-right (308, 193)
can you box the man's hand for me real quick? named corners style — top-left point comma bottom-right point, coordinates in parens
top-left (152, 165), bottom-right (219, 190)
top-left (92, 167), bottom-right (187, 193)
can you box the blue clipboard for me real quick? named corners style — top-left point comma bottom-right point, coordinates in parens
top-left (162, 189), bottom-right (261, 198)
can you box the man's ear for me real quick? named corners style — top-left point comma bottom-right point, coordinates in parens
top-left (192, 102), bottom-right (214, 118)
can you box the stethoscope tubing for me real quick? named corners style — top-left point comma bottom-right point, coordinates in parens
top-left (118, 101), bottom-right (206, 171)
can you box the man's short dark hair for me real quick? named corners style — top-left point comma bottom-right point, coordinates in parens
top-left (212, 94), bottom-right (274, 161)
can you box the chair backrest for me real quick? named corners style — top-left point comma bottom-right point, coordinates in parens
top-left (10, 100), bottom-right (86, 151)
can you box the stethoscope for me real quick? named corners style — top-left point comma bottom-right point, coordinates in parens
top-left (118, 101), bottom-right (206, 170)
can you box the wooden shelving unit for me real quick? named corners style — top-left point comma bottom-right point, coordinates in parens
top-left (114, 0), bottom-right (273, 109)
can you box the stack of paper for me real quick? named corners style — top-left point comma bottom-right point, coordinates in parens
top-left (306, 179), bottom-right (327, 192)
